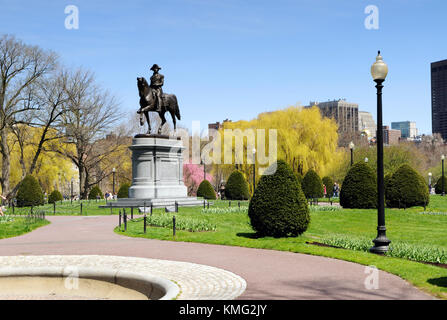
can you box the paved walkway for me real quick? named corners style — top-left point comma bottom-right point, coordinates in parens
top-left (0, 216), bottom-right (434, 300)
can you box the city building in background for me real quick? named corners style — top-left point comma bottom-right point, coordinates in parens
top-left (208, 119), bottom-right (232, 132)
top-left (431, 59), bottom-right (447, 141)
top-left (382, 126), bottom-right (401, 145)
top-left (306, 99), bottom-right (359, 134)
top-left (358, 111), bottom-right (377, 139)
top-left (391, 121), bottom-right (418, 140)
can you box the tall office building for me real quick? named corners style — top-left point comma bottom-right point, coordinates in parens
top-left (431, 59), bottom-right (447, 140)
top-left (306, 99), bottom-right (359, 133)
top-left (391, 121), bottom-right (418, 139)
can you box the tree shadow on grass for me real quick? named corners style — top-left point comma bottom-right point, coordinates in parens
top-left (427, 277), bottom-right (447, 288)
top-left (236, 232), bottom-right (262, 239)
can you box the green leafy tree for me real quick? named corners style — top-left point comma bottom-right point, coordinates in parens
top-left (117, 183), bottom-right (130, 199)
top-left (16, 175), bottom-right (44, 207)
top-left (225, 170), bottom-right (250, 200)
top-left (48, 190), bottom-right (63, 204)
top-left (248, 160), bottom-right (310, 237)
top-left (385, 164), bottom-right (429, 208)
top-left (302, 170), bottom-right (323, 199)
top-left (340, 162), bottom-right (377, 209)
top-left (197, 180), bottom-right (217, 200)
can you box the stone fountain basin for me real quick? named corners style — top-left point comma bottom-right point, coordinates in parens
top-left (0, 267), bottom-right (179, 300)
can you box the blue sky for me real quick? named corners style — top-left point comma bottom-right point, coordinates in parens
top-left (0, 0), bottom-right (445, 135)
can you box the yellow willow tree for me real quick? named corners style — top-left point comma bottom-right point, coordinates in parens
top-left (211, 106), bottom-right (342, 194)
top-left (9, 126), bottom-right (76, 194)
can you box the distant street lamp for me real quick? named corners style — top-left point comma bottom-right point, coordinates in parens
top-left (112, 167), bottom-right (116, 195)
top-left (442, 155), bottom-right (445, 196)
top-left (370, 51), bottom-right (391, 254)
top-left (428, 172), bottom-right (432, 190)
top-left (365, 157), bottom-right (369, 163)
top-left (349, 141), bottom-right (355, 166)
top-left (70, 178), bottom-right (74, 204)
top-left (252, 148), bottom-right (256, 195)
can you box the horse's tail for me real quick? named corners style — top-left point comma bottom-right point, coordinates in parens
top-left (174, 95), bottom-right (181, 120)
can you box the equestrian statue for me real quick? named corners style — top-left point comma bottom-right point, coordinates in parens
top-left (137, 64), bottom-right (181, 134)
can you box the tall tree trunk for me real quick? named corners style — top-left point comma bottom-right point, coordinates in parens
top-left (0, 129), bottom-right (10, 196)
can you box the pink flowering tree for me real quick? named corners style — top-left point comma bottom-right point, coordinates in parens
top-left (183, 162), bottom-right (213, 196)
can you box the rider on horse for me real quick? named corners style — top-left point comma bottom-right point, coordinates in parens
top-left (149, 64), bottom-right (164, 112)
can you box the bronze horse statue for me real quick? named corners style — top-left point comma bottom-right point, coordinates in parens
top-left (136, 77), bottom-right (181, 134)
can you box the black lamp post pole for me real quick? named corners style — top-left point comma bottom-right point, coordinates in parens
top-left (70, 180), bottom-right (73, 203)
top-left (370, 79), bottom-right (391, 254)
top-left (112, 170), bottom-right (116, 195)
top-left (350, 148), bottom-right (354, 166)
top-left (443, 158), bottom-right (445, 196)
top-left (253, 153), bottom-right (256, 195)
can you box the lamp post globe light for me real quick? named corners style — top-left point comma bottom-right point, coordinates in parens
top-left (365, 157), bottom-right (369, 163)
top-left (349, 141), bottom-right (355, 166)
top-left (442, 154), bottom-right (445, 196)
top-left (370, 51), bottom-right (391, 254)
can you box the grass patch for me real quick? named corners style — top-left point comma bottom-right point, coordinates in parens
top-left (0, 216), bottom-right (50, 239)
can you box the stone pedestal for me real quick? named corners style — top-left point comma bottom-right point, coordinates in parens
top-left (102, 135), bottom-right (203, 209)
top-left (128, 135), bottom-right (187, 199)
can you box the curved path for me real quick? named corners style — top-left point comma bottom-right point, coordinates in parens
top-left (0, 216), bottom-right (434, 300)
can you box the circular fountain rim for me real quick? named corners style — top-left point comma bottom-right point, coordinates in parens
top-left (0, 266), bottom-right (180, 300)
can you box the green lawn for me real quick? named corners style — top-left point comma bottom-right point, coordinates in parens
top-left (11, 199), bottom-right (121, 216)
top-left (115, 195), bottom-right (447, 299)
top-left (0, 216), bottom-right (50, 239)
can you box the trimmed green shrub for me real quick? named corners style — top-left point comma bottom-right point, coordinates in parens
top-left (340, 162), bottom-right (377, 209)
top-left (225, 170), bottom-right (250, 200)
top-left (322, 176), bottom-right (334, 198)
top-left (48, 190), bottom-right (63, 204)
top-left (435, 176), bottom-right (447, 195)
top-left (197, 180), bottom-right (217, 200)
top-left (88, 185), bottom-right (103, 200)
top-left (117, 183), bottom-right (130, 199)
top-left (302, 170), bottom-right (323, 199)
top-left (16, 175), bottom-right (44, 207)
top-left (385, 164), bottom-right (429, 208)
top-left (248, 160), bottom-right (310, 237)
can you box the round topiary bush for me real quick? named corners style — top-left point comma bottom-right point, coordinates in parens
top-left (48, 190), bottom-right (63, 204)
top-left (435, 176), bottom-right (447, 195)
top-left (340, 162), bottom-right (377, 209)
top-left (248, 160), bottom-right (310, 237)
top-left (88, 185), bottom-right (103, 200)
top-left (385, 164), bottom-right (429, 208)
top-left (117, 183), bottom-right (130, 198)
top-left (302, 170), bottom-right (323, 199)
top-left (225, 170), bottom-right (250, 200)
top-left (16, 175), bottom-right (44, 207)
top-left (322, 176), bottom-right (334, 198)
top-left (197, 180), bottom-right (217, 200)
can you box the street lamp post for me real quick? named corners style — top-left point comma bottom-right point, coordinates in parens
top-left (428, 172), bottom-right (432, 192)
top-left (442, 155), bottom-right (445, 196)
top-left (349, 141), bottom-right (355, 166)
top-left (70, 178), bottom-right (74, 204)
top-left (370, 51), bottom-right (391, 254)
top-left (365, 157), bottom-right (369, 163)
top-left (112, 168), bottom-right (116, 196)
top-left (252, 148), bottom-right (256, 195)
